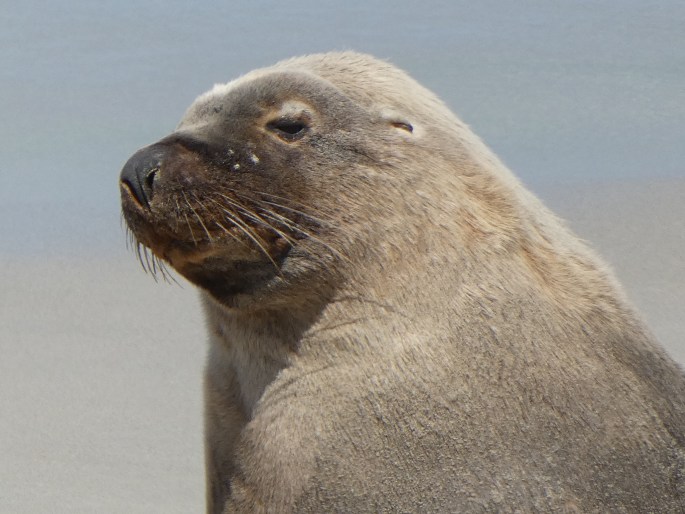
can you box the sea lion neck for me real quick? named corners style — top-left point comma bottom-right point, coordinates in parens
top-left (201, 287), bottom-right (331, 350)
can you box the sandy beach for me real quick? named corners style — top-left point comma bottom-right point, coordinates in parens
top-left (0, 257), bottom-right (206, 513)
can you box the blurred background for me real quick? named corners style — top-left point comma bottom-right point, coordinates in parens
top-left (1, 1), bottom-right (683, 512)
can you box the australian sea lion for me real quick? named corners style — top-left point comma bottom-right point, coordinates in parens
top-left (119, 52), bottom-right (685, 512)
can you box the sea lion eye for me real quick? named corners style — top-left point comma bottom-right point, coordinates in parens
top-left (379, 109), bottom-right (414, 135)
top-left (267, 118), bottom-right (309, 141)
top-left (391, 121), bottom-right (413, 133)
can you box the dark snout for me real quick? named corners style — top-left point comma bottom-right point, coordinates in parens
top-left (120, 144), bottom-right (172, 208)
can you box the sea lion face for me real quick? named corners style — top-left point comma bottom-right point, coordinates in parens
top-left (120, 70), bottom-right (415, 307)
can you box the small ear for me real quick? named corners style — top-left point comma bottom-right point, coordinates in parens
top-left (379, 109), bottom-right (414, 134)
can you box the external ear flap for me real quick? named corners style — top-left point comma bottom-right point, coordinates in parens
top-left (379, 109), bottom-right (414, 134)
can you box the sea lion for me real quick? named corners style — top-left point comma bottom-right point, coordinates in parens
top-left (119, 52), bottom-right (685, 513)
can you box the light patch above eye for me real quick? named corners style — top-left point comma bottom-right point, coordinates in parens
top-left (277, 100), bottom-right (312, 119)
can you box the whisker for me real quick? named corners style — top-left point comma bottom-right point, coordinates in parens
top-left (146, 247), bottom-right (160, 282)
top-left (156, 255), bottom-right (182, 286)
top-left (122, 212), bottom-right (181, 286)
top-left (139, 244), bottom-right (159, 281)
top-left (213, 219), bottom-right (250, 248)
top-left (124, 227), bottom-right (132, 251)
top-left (184, 191), bottom-right (213, 242)
top-left (234, 190), bottom-right (331, 227)
top-left (249, 191), bottom-right (332, 221)
top-left (135, 242), bottom-right (146, 272)
top-left (196, 196), bottom-right (256, 249)
top-left (259, 209), bottom-right (348, 263)
top-left (181, 210), bottom-right (198, 245)
top-left (260, 200), bottom-right (332, 228)
top-left (212, 194), bottom-right (298, 247)
top-left (173, 197), bottom-right (183, 233)
top-left (216, 205), bottom-right (281, 272)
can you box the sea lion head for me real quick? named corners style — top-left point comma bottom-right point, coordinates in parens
top-left (120, 53), bottom-right (431, 310)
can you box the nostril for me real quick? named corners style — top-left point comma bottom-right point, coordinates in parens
top-left (120, 145), bottom-right (167, 209)
top-left (144, 168), bottom-right (158, 197)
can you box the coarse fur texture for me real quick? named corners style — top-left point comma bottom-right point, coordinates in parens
top-left (119, 52), bottom-right (685, 513)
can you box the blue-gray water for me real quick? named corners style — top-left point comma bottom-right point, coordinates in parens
top-left (1, 1), bottom-right (683, 256)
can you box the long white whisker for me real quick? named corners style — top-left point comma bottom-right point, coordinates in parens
top-left (184, 191), bottom-right (213, 242)
top-left (212, 194), bottom-right (297, 246)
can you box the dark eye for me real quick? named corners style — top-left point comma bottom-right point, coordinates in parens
top-left (267, 118), bottom-right (309, 141)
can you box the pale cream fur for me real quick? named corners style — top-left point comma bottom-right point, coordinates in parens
top-left (121, 52), bottom-right (685, 513)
